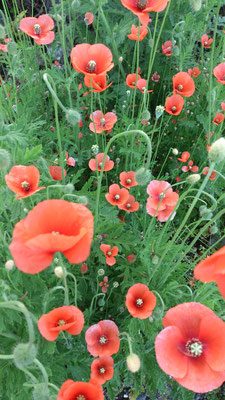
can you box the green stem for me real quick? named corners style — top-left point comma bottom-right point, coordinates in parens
top-left (119, 332), bottom-right (133, 354)
top-left (66, 272), bottom-right (78, 307)
top-left (33, 359), bottom-right (48, 391)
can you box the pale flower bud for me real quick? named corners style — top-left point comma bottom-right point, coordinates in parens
top-left (189, 0), bottom-right (202, 11)
top-left (208, 138), bottom-right (225, 164)
top-left (54, 266), bottom-right (64, 278)
top-left (65, 109), bottom-right (81, 126)
top-left (5, 260), bottom-right (14, 270)
top-left (172, 148), bottom-right (179, 155)
top-left (126, 353), bottom-right (141, 373)
top-left (186, 174), bottom-right (201, 184)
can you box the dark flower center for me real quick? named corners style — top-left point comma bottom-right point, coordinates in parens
top-left (107, 251), bottom-right (112, 256)
top-left (34, 24), bottom-right (41, 35)
top-left (99, 335), bottom-right (108, 344)
top-left (126, 179), bottom-right (131, 184)
top-left (136, 0), bottom-right (148, 9)
top-left (177, 84), bottom-right (183, 91)
top-left (21, 181), bottom-right (30, 192)
top-left (171, 106), bottom-right (177, 112)
top-left (126, 203), bottom-right (131, 209)
top-left (77, 396), bottom-right (86, 400)
top-left (136, 298), bottom-right (143, 307)
top-left (185, 338), bottom-right (203, 357)
top-left (87, 60), bottom-right (96, 73)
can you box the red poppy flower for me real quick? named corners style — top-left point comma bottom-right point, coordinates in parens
top-left (155, 302), bottom-right (225, 393)
top-left (164, 94), bottom-right (184, 115)
top-left (80, 263), bottom-right (88, 273)
top-left (194, 246), bottom-right (225, 299)
top-left (9, 200), bottom-right (94, 274)
top-left (58, 379), bottom-right (104, 400)
top-left (5, 165), bottom-right (45, 199)
top-left (64, 152), bottom-right (75, 167)
top-left (152, 72), bottom-right (160, 82)
top-left (120, 0), bottom-right (170, 26)
top-left (221, 102), bottom-right (225, 111)
top-left (213, 63), bottom-right (225, 84)
top-left (38, 306), bottom-right (84, 341)
top-left (99, 276), bottom-right (109, 293)
top-left (84, 73), bottom-right (113, 93)
top-left (19, 15), bottom-right (55, 45)
top-left (84, 12), bottom-right (94, 25)
top-left (188, 67), bottom-right (201, 78)
top-left (48, 166), bottom-right (67, 181)
top-left (178, 151), bottom-right (190, 162)
top-left (201, 34), bottom-right (213, 48)
top-left (212, 113), bottom-right (224, 125)
top-left (162, 40), bottom-right (173, 56)
top-left (202, 167), bottom-right (216, 180)
top-left (105, 184), bottom-right (129, 206)
top-left (127, 24), bottom-right (148, 41)
top-left (137, 78), bottom-right (153, 93)
top-left (85, 320), bottom-right (120, 357)
top-left (146, 180), bottom-right (179, 222)
top-left (89, 153), bottom-right (114, 172)
top-left (0, 44), bottom-right (7, 52)
top-left (125, 283), bottom-right (156, 319)
top-left (100, 244), bottom-right (118, 266)
top-left (91, 356), bottom-right (114, 385)
top-left (173, 72), bottom-right (195, 97)
top-left (118, 195), bottom-right (139, 212)
top-left (127, 254), bottom-right (136, 262)
top-left (181, 160), bottom-right (198, 173)
top-left (120, 171), bottom-right (138, 189)
top-left (71, 43), bottom-right (114, 77)
top-left (126, 73), bottom-right (142, 89)
top-left (89, 110), bottom-right (117, 134)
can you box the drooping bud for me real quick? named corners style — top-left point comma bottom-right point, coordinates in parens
top-left (32, 384), bottom-right (50, 400)
top-left (199, 205), bottom-right (213, 220)
top-left (208, 138), bottom-right (225, 164)
top-left (65, 109), bottom-right (81, 126)
top-left (172, 148), bottom-right (179, 155)
top-left (135, 167), bottom-right (151, 186)
top-left (189, 0), bottom-right (202, 11)
top-left (142, 109), bottom-right (151, 121)
top-left (71, 0), bottom-right (80, 9)
top-left (7, 41), bottom-right (18, 56)
top-left (5, 259), bottom-right (14, 270)
top-left (13, 343), bottom-right (37, 369)
top-left (0, 148), bottom-right (11, 169)
top-left (126, 353), bottom-right (141, 373)
top-left (186, 174), bottom-right (201, 184)
top-left (54, 266), bottom-right (64, 278)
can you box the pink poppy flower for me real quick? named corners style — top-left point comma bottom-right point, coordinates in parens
top-left (89, 153), bottom-right (114, 172)
top-left (146, 180), bottom-right (179, 222)
top-left (99, 276), bottom-right (109, 293)
top-left (89, 110), bottom-right (117, 134)
top-left (201, 34), bottom-right (213, 48)
top-left (182, 161), bottom-right (199, 173)
top-left (162, 40), bottom-right (173, 56)
top-left (127, 24), bottom-right (148, 41)
top-left (84, 12), bottom-right (94, 25)
top-left (19, 15), bottom-right (55, 45)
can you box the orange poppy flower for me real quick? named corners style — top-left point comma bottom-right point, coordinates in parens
top-left (38, 306), bottom-right (85, 341)
top-left (213, 63), bottom-right (225, 84)
top-left (99, 276), bottom-right (109, 293)
top-left (212, 113), bottom-right (224, 125)
top-left (173, 72), bottom-right (195, 97)
top-left (48, 165), bottom-right (67, 181)
top-left (221, 102), bottom-right (225, 111)
top-left (120, 0), bottom-right (170, 26)
top-left (89, 153), bottom-right (114, 172)
top-left (194, 246), bottom-right (225, 299)
top-left (126, 73), bottom-right (141, 89)
top-left (9, 200), bottom-right (94, 274)
top-left (105, 184), bottom-right (129, 206)
top-left (80, 263), bottom-right (88, 273)
top-left (120, 171), bottom-right (138, 189)
top-left (19, 15), bottom-right (55, 45)
top-left (188, 67), bottom-right (201, 77)
top-left (181, 160), bottom-right (198, 173)
top-left (125, 283), bottom-right (156, 319)
top-left (155, 302), bottom-right (225, 392)
top-left (202, 167), bottom-right (216, 180)
top-left (5, 165), bottom-right (45, 199)
top-left (118, 195), bottom-right (139, 212)
top-left (137, 78), bottom-right (153, 93)
top-left (91, 356), bottom-right (114, 385)
top-left (201, 34), bottom-right (213, 48)
top-left (127, 24), bottom-right (148, 41)
top-left (127, 254), bottom-right (136, 262)
top-left (0, 44), bottom-right (7, 52)
top-left (84, 73), bottom-right (113, 92)
top-left (146, 180), bottom-right (179, 222)
top-left (162, 40), bottom-right (173, 56)
top-left (71, 43), bottom-right (114, 77)
top-left (100, 244), bottom-right (118, 266)
top-left (164, 94), bottom-right (184, 115)
top-left (58, 379), bottom-right (104, 400)
top-left (84, 12), bottom-right (94, 25)
top-left (178, 151), bottom-right (190, 162)
top-left (89, 110), bottom-right (117, 134)
top-left (85, 320), bottom-right (120, 357)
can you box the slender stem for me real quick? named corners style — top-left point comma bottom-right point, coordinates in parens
top-left (119, 332), bottom-right (133, 354)
top-left (0, 354), bottom-right (14, 359)
top-left (33, 359), bottom-right (48, 391)
top-left (66, 272), bottom-right (78, 307)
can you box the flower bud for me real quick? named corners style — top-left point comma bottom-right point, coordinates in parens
top-left (65, 109), bottom-right (81, 126)
top-left (5, 259), bottom-right (14, 270)
top-left (113, 281), bottom-right (119, 288)
top-left (119, 56), bottom-right (123, 62)
top-left (135, 167), bottom-right (151, 186)
top-left (71, 0), bottom-right (80, 9)
top-left (0, 148), bottom-right (10, 169)
top-left (126, 353), bottom-right (141, 373)
top-left (142, 109), bottom-right (151, 121)
top-left (189, 0), bottom-right (202, 11)
top-left (32, 384), bottom-right (50, 400)
top-left (152, 255), bottom-right (159, 265)
top-left (13, 343), bottom-right (37, 369)
top-left (54, 266), bottom-right (64, 278)
top-left (0, 25), bottom-right (5, 39)
top-left (208, 138), bottom-right (225, 164)
top-left (172, 148), bottom-right (179, 155)
top-left (186, 174), bottom-right (201, 184)
top-left (80, 263), bottom-right (88, 273)
top-left (7, 41), bottom-right (18, 55)
top-left (98, 268), bottom-right (105, 276)
top-left (199, 205), bottom-right (213, 220)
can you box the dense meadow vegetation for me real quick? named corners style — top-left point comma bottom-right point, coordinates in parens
top-left (0, 0), bottom-right (225, 399)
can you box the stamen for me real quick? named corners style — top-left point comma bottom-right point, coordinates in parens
top-left (52, 231), bottom-right (59, 235)
top-left (87, 60), bottom-right (96, 73)
top-left (126, 179), bottom-right (131, 184)
top-left (136, 0), bottom-right (148, 10)
top-left (34, 24), bottom-right (41, 35)
top-left (115, 194), bottom-right (120, 200)
top-left (185, 338), bottom-right (203, 357)
top-left (107, 251), bottom-right (112, 256)
top-left (77, 396), bottom-right (86, 400)
top-left (126, 203), bottom-right (131, 209)
top-left (100, 367), bottom-right (105, 374)
top-left (58, 320), bottom-right (65, 326)
top-left (136, 298), bottom-right (143, 306)
top-left (21, 181), bottom-right (30, 192)
top-left (99, 336), bottom-right (107, 344)
top-left (171, 106), bottom-right (177, 112)
top-left (177, 84), bottom-right (183, 91)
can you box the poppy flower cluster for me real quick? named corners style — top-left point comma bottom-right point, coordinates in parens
top-left (165, 72), bottom-right (195, 116)
top-left (9, 200), bottom-right (94, 273)
top-left (5, 165), bottom-right (45, 199)
top-left (19, 15), bottom-right (55, 45)
top-left (146, 180), bottom-right (179, 222)
top-left (155, 302), bottom-right (225, 392)
top-left (125, 283), bottom-right (156, 319)
top-left (126, 73), bottom-right (152, 93)
top-left (106, 181), bottom-right (139, 213)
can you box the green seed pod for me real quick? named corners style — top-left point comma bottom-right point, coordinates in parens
top-left (135, 167), bottom-right (151, 186)
top-left (7, 41), bottom-right (18, 56)
top-left (13, 343), bottom-right (37, 369)
top-left (0, 149), bottom-right (11, 169)
top-left (189, 0), bottom-right (202, 11)
top-left (65, 109), bottom-right (81, 126)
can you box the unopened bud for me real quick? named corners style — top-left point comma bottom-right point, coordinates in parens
top-left (135, 167), bottom-right (151, 186)
top-left (119, 56), bottom-right (123, 62)
top-left (172, 148), bottom-right (179, 155)
top-left (113, 281), bottom-right (119, 288)
top-left (189, 0), bottom-right (202, 11)
top-left (7, 41), bottom-right (17, 55)
top-left (0, 149), bottom-right (10, 169)
top-left (54, 266), bottom-right (64, 278)
top-left (13, 343), bottom-right (37, 369)
top-left (142, 109), bottom-right (151, 121)
top-left (5, 260), bottom-right (14, 270)
top-left (71, 0), bottom-right (80, 9)
top-left (65, 109), bottom-right (81, 126)
top-left (186, 174), bottom-right (201, 184)
top-left (126, 353), bottom-right (141, 373)
top-left (0, 25), bottom-right (5, 39)
top-left (208, 138), bottom-right (225, 164)
top-left (32, 384), bottom-right (50, 400)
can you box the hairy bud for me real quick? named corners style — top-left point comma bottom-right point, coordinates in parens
top-left (54, 266), bottom-right (64, 278)
top-left (5, 259), bottom-right (14, 270)
top-left (135, 167), bottom-right (151, 186)
top-left (126, 353), bottom-right (141, 373)
top-left (66, 109), bottom-right (81, 126)
top-left (208, 138), bottom-right (225, 164)
top-left (0, 149), bottom-right (11, 169)
top-left (189, 0), bottom-right (202, 11)
top-left (13, 343), bottom-right (37, 369)
top-left (186, 174), bottom-right (201, 184)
